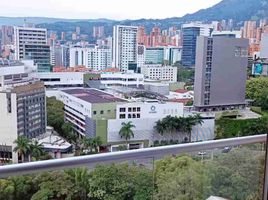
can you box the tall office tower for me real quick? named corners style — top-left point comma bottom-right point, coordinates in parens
top-left (243, 21), bottom-right (257, 39)
top-left (0, 59), bottom-right (46, 163)
top-left (93, 26), bottom-right (105, 38)
top-left (1, 25), bottom-right (13, 46)
top-left (70, 46), bottom-right (112, 71)
top-left (112, 25), bottom-right (138, 71)
top-left (14, 26), bottom-right (51, 72)
top-left (181, 23), bottom-right (213, 67)
top-left (194, 36), bottom-right (249, 112)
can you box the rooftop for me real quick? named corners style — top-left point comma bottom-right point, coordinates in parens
top-left (63, 88), bottom-right (126, 104)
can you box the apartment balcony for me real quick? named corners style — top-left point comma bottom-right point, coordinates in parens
top-left (0, 134), bottom-right (267, 200)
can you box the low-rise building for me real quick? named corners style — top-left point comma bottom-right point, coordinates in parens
top-left (59, 88), bottom-right (126, 139)
top-left (59, 88), bottom-right (214, 151)
top-left (32, 72), bottom-right (84, 88)
top-left (141, 64), bottom-right (177, 82)
top-left (100, 71), bottom-right (144, 88)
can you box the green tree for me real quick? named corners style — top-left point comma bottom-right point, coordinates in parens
top-left (154, 155), bottom-right (210, 200)
top-left (154, 115), bottom-right (204, 143)
top-left (207, 148), bottom-right (265, 200)
top-left (155, 120), bottom-right (165, 135)
top-left (13, 136), bottom-right (31, 162)
top-left (46, 97), bottom-right (65, 134)
top-left (92, 136), bottom-right (102, 153)
top-left (88, 163), bottom-right (153, 200)
top-left (31, 171), bottom-right (75, 200)
top-left (0, 179), bottom-right (14, 200)
top-left (246, 77), bottom-right (268, 110)
top-left (119, 122), bottom-right (136, 148)
top-left (65, 168), bottom-right (90, 200)
top-left (30, 140), bottom-right (44, 161)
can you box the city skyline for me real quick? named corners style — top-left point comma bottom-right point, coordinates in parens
top-left (0, 0), bottom-right (221, 20)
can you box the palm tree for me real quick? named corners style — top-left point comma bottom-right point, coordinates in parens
top-left (65, 168), bottom-right (90, 200)
top-left (13, 136), bottom-right (31, 162)
top-left (155, 120), bottom-right (165, 135)
top-left (30, 140), bottom-right (44, 161)
top-left (92, 137), bottom-right (102, 153)
top-left (119, 121), bottom-right (136, 149)
top-left (193, 114), bottom-right (204, 126)
top-left (184, 114), bottom-right (204, 142)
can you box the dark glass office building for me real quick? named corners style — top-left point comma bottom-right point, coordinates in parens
top-left (181, 27), bottom-right (201, 67)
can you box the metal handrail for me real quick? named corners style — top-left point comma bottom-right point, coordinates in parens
top-left (0, 134), bottom-right (266, 178)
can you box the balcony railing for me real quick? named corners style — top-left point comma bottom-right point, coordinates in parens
top-left (0, 134), bottom-right (267, 200)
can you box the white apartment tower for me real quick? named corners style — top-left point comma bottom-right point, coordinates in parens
top-left (113, 25), bottom-right (138, 71)
top-left (69, 46), bottom-right (112, 71)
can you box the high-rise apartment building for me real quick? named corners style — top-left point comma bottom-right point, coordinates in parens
top-left (70, 46), bottom-right (112, 71)
top-left (194, 36), bottom-right (249, 112)
top-left (112, 25), bottom-right (138, 71)
top-left (14, 26), bottom-right (51, 72)
top-left (242, 21), bottom-right (257, 39)
top-left (181, 23), bottom-right (213, 67)
top-left (93, 26), bottom-right (105, 38)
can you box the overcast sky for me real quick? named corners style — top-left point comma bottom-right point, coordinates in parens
top-left (0, 0), bottom-right (222, 20)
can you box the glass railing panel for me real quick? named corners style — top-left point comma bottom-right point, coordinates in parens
top-left (0, 157), bottom-right (155, 200)
top-left (152, 142), bottom-right (266, 200)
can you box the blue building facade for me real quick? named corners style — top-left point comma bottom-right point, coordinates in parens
top-left (181, 27), bottom-right (201, 67)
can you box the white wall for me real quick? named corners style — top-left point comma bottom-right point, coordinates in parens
top-left (33, 72), bottom-right (84, 86)
top-left (0, 93), bottom-right (18, 163)
top-left (116, 102), bottom-right (184, 120)
top-left (107, 115), bottom-right (215, 144)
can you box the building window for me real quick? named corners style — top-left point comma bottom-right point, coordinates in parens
top-left (132, 114), bottom-right (136, 118)
top-left (93, 111), bottom-right (97, 115)
top-left (128, 114), bottom-right (132, 118)
top-left (137, 107), bottom-right (141, 112)
top-left (119, 114), bottom-right (126, 119)
top-left (120, 108), bottom-right (126, 112)
top-left (133, 107), bottom-right (137, 112)
top-left (137, 114), bottom-right (140, 118)
top-left (128, 107), bottom-right (132, 112)
top-left (100, 110), bottom-right (104, 114)
top-left (107, 110), bottom-right (111, 113)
